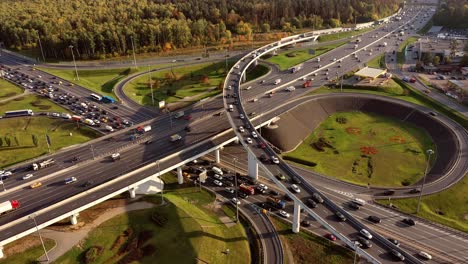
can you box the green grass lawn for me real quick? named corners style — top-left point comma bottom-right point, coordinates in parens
top-left (246, 63), bottom-right (270, 82)
top-left (0, 237), bottom-right (55, 264)
top-left (38, 67), bottom-right (139, 99)
top-left (271, 217), bottom-right (355, 264)
top-left (55, 177), bottom-right (250, 264)
top-left (0, 94), bottom-right (69, 114)
top-left (367, 54), bottom-right (386, 69)
top-left (397, 36), bottom-right (418, 66)
top-left (124, 61), bottom-right (232, 105)
top-left (0, 116), bottom-right (100, 167)
top-left (284, 112), bottom-right (434, 187)
top-left (318, 27), bottom-right (375, 43)
top-left (0, 79), bottom-right (23, 99)
top-left (377, 174), bottom-right (468, 232)
top-left (417, 18), bottom-right (433, 35)
top-left (266, 42), bottom-right (346, 71)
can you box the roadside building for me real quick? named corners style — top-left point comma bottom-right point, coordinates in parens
top-left (354, 67), bottom-right (388, 81)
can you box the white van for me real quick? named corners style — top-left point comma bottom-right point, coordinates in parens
top-left (228, 104), bottom-right (234, 112)
top-left (212, 166), bottom-right (223, 175)
top-left (352, 198), bottom-right (366, 206)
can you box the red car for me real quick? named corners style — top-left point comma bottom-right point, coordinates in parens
top-left (182, 115), bottom-right (192, 120)
top-left (258, 142), bottom-right (266, 149)
top-left (325, 233), bottom-right (337, 241)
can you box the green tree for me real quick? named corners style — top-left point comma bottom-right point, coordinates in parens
top-left (32, 134), bottom-right (38, 147)
top-left (0, 137), bottom-right (3, 147)
top-left (260, 23), bottom-right (270, 33)
top-left (433, 56), bottom-right (441, 66)
top-left (4, 136), bottom-right (11, 147)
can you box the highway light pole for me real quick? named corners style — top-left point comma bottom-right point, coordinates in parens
top-left (148, 65), bottom-right (155, 107)
top-left (30, 214), bottom-right (49, 262)
top-left (90, 144), bottom-right (95, 160)
top-left (69, 45), bottom-right (79, 81)
top-left (233, 158), bottom-right (239, 223)
top-left (0, 181), bottom-right (5, 192)
top-left (130, 36), bottom-right (137, 68)
top-left (157, 160), bottom-right (164, 204)
top-left (416, 149), bottom-right (434, 214)
top-left (36, 31), bottom-right (46, 63)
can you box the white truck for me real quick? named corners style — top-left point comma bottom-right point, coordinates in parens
top-left (274, 79), bottom-right (281, 85)
top-left (170, 134), bottom-right (182, 142)
top-left (31, 159), bottom-right (55, 171)
top-left (381, 42), bottom-right (388, 47)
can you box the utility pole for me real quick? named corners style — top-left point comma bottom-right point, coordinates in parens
top-left (157, 160), bottom-right (164, 204)
top-left (148, 65), bottom-right (155, 107)
top-left (69, 45), bottom-right (79, 81)
top-left (416, 149), bottom-right (434, 213)
top-left (0, 181), bottom-right (6, 192)
top-left (30, 214), bottom-right (49, 262)
top-left (36, 31), bottom-right (46, 63)
top-left (130, 36), bottom-right (137, 68)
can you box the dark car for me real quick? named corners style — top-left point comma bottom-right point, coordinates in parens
top-left (388, 238), bottom-right (400, 247)
top-left (349, 202), bottom-right (360, 210)
top-left (301, 220), bottom-right (311, 227)
top-left (82, 180), bottom-right (94, 187)
top-left (409, 188), bottom-right (420, 194)
top-left (335, 211), bottom-right (347, 222)
top-left (383, 189), bottom-right (395, 195)
top-left (112, 106), bottom-right (119, 110)
top-left (144, 140), bottom-right (153, 145)
top-left (311, 193), bottom-right (324, 203)
top-left (402, 218), bottom-right (416, 226)
top-left (284, 194), bottom-right (293, 201)
top-left (290, 176), bottom-right (302, 184)
top-left (390, 250), bottom-right (405, 261)
top-left (307, 199), bottom-right (317, 208)
top-left (357, 237), bottom-right (372, 248)
top-left (269, 190), bottom-right (279, 196)
top-left (184, 126), bottom-right (191, 132)
top-left (368, 215), bottom-right (381, 224)
top-left (238, 192), bottom-right (248, 199)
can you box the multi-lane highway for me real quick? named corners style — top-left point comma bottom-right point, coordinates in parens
top-left (0, 3), bottom-right (466, 263)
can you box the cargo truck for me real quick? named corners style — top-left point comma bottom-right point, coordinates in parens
top-left (274, 79), bottom-right (281, 85)
top-left (0, 200), bottom-right (20, 215)
top-left (302, 80), bottom-right (312, 88)
top-left (136, 125), bottom-right (152, 134)
top-left (267, 196), bottom-right (286, 209)
top-left (239, 184), bottom-right (255, 195)
top-left (31, 159), bottom-right (55, 171)
top-left (290, 65), bottom-right (302, 73)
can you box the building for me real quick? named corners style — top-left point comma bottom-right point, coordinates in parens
top-left (417, 38), bottom-right (467, 63)
top-left (354, 67), bottom-right (388, 80)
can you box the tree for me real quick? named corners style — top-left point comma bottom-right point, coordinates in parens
top-left (14, 136), bottom-right (19, 146)
top-left (4, 136), bottom-right (11, 147)
top-left (32, 134), bottom-right (38, 147)
top-left (421, 53), bottom-right (433, 64)
top-left (0, 137), bottom-right (3, 147)
top-left (449, 40), bottom-right (459, 59)
top-left (260, 23), bottom-right (270, 33)
top-left (433, 56), bottom-right (441, 66)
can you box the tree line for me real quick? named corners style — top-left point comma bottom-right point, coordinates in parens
top-left (433, 0), bottom-right (468, 28)
top-left (0, 0), bottom-right (400, 60)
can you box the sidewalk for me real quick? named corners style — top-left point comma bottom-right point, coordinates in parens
top-left (36, 201), bottom-right (155, 263)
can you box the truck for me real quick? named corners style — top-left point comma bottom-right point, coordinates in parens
top-left (274, 78), bottom-right (281, 85)
top-left (71, 115), bottom-right (82, 122)
top-left (380, 42), bottom-right (388, 47)
top-left (170, 134), bottom-right (182, 142)
top-left (267, 196), bottom-right (286, 209)
top-left (101, 95), bottom-right (116, 103)
top-left (239, 184), bottom-right (255, 195)
top-left (302, 80), bottom-right (312, 88)
top-left (31, 158), bottom-right (55, 171)
top-left (174, 111), bottom-right (184, 119)
top-left (0, 200), bottom-right (20, 215)
top-left (83, 118), bottom-right (95, 126)
top-left (290, 65), bottom-right (302, 73)
top-left (136, 125), bottom-right (152, 134)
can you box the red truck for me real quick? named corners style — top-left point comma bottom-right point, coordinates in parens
top-left (239, 184), bottom-right (255, 195)
top-left (302, 80), bottom-right (312, 88)
top-left (0, 200), bottom-right (20, 215)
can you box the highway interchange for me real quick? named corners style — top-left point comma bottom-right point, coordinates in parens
top-left (0, 3), bottom-right (467, 264)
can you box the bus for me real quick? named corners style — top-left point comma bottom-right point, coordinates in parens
top-left (90, 93), bottom-right (102, 101)
top-left (4, 109), bottom-right (34, 117)
top-left (101, 95), bottom-right (116, 103)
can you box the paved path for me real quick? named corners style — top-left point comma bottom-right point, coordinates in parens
top-left (36, 201), bottom-right (155, 263)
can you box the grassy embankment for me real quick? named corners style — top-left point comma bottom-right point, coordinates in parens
top-left (0, 79), bottom-right (23, 99)
top-left (54, 174), bottom-right (251, 264)
top-left (0, 237), bottom-right (55, 264)
top-left (318, 27), bottom-right (375, 43)
top-left (396, 36), bottom-right (418, 66)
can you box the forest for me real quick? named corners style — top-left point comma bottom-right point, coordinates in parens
top-left (0, 0), bottom-right (401, 60)
top-left (433, 0), bottom-right (468, 29)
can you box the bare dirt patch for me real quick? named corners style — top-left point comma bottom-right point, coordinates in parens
top-left (346, 127), bottom-right (361, 135)
top-left (360, 146), bottom-right (378, 155)
top-left (3, 235), bottom-right (53, 256)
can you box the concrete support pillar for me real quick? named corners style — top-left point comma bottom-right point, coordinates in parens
top-left (214, 148), bottom-right (221, 164)
top-left (177, 167), bottom-right (184, 184)
top-left (292, 201), bottom-right (301, 233)
top-left (242, 73), bottom-right (246, 83)
top-left (254, 60), bottom-right (258, 66)
top-left (234, 137), bottom-right (240, 144)
top-left (70, 213), bottom-right (79, 225)
top-left (129, 188), bottom-right (136, 199)
top-left (247, 151), bottom-right (259, 180)
top-left (0, 246), bottom-right (4, 259)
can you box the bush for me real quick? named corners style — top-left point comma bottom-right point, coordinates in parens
top-left (401, 179), bottom-right (411, 186)
top-left (283, 156), bottom-right (317, 167)
top-left (84, 246), bottom-right (103, 264)
top-left (336, 117), bottom-right (348, 124)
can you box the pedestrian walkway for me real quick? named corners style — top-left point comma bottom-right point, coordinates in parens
top-left (36, 201), bottom-right (155, 263)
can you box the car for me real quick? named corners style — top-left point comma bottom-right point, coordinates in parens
top-left (418, 251), bottom-right (432, 260)
top-left (224, 181), bottom-right (234, 187)
top-left (360, 229), bottom-right (372, 239)
top-left (182, 115), bottom-right (192, 120)
top-left (269, 190), bottom-right (279, 196)
top-left (368, 215), bottom-right (381, 223)
top-left (290, 184), bottom-right (301, 193)
top-left (271, 156), bottom-right (279, 164)
top-left (284, 194), bottom-right (293, 201)
top-left (276, 173), bottom-right (286, 181)
top-left (279, 210), bottom-right (290, 218)
top-left (258, 184), bottom-right (268, 190)
top-left (64, 177), bottom-right (77, 184)
top-left (1, 171), bottom-right (12, 177)
top-left (388, 238), bottom-right (400, 247)
top-left (335, 211), bottom-right (346, 222)
top-left (30, 182), bottom-right (42, 189)
top-left (290, 176), bottom-right (302, 184)
top-left (111, 153), bottom-right (121, 161)
top-left (383, 189), bottom-right (395, 195)
top-left (213, 174), bottom-right (223, 180)
top-left (213, 180), bottom-right (223, 186)
top-left (231, 198), bottom-right (241, 205)
top-left (259, 154), bottom-right (268, 162)
top-left (390, 250), bottom-right (405, 261)
top-left (245, 137), bottom-right (253, 144)
top-left (409, 188), bottom-right (420, 194)
top-left (251, 131), bottom-right (258, 138)
top-left (311, 193), bottom-right (324, 203)
top-left (184, 126), bottom-right (191, 132)
top-left (22, 174), bottom-right (34, 180)
top-left (256, 186), bottom-right (267, 194)
top-left (144, 139), bottom-right (153, 145)
top-left (258, 142), bottom-right (266, 149)
top-left (0, 175), bottom-right (10, 181)
top-left (349, 203), bottom-right (360, 210)
top-left (357, 237), bottom-right (372, 248)
top-left (429, 112), bottom-right (437, 116)
top-left (307, 199), bottom-right (317, 208)
top-left (402, 218), bottom-right (416, 226)
top-left (301, 220), bottom-right (311, 227)
top-left (325, 233), bottom-right (336, 241)
top-left (238, 192), bottom-right (248, 199)
top-left (82, 180), bottom-right (94, 187)
top-left (239, 114), bottom-right (245, 119)
top-left (238, 126), bottom-right (245, 133)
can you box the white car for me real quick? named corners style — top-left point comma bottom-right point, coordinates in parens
top-left (22, 174), bottom-right (34, 180)
top-left (64, 177), bottom-right (77, 184)
top-left (291, 184), bottom-right (301, 193)
top-left (225, 187), bottom-right (235, 194)
top-left (239, 126), bottom-right (245, 133)
top-left (213, 180), bottom-right (223, 186)
top-left (251, 131), bottom-right (258, 138)
top-left (258, 183), bottom-right (268, 190)
top-left (245, 137), bottom-right (253, 144)
top-left (279, 210), bottom-right (290, 218)
top-left (239, 114), bottom-right (245, 119)
top-left (2, 171), bottom-right (12, 177)
top-left (235, 65), bottom-right (240, 69)
top-left (418, 251), bottom-right (432, 260)
top-left (360, 229), bottom-right (372, 240)
top-left (271, 156), bottom-right (280, 164)
top-left (231, 198), bottom-right (241, 205)
top-left (213, 174), bottom-right (223, 180)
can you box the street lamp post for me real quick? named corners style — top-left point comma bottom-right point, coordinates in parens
top-left (0, 180), bottom-right (5, 192)
top-left (130, 36), bottom-right (137, 68)
top-left (90, 144), bottom-right (95, 160)
top-left (233, 158), bottom-right (239, 223)
top-left (353, 241), bottom-right (360, 264)
top-left (148, 65), bottom-right (155, 107)
top-left (416, 149), bottom-right (434, 214)
top-left (69, 45), bottom-right (79, 81)
top-left (157, 160), bottom-right (164, 204)
top-left (36, 31), bottom-right (46, 63)
top-left (30, 214), bottom-right (49, 262)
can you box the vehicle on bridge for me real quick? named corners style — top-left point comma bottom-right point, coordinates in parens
top-left (136, 125), bottom-right (151, 133)
top-left (31, 158), bottom-right (55, 171)
top-left (274, 78), bottom-right (281, 85)
top-left (111, 153), bottom-right (121, 161)
top-left (170, 134), bottom-right (182, 142)
top-left (239, 184), bottom-right (255, 195)
top-left (267, 196), bottom-right (286, 209)
top-left (302, 80), bottom-right (312, 88)
top-left (64, 177), bottom-right (77, 184)
top-left (0, 200), bottom-right (20, 215)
